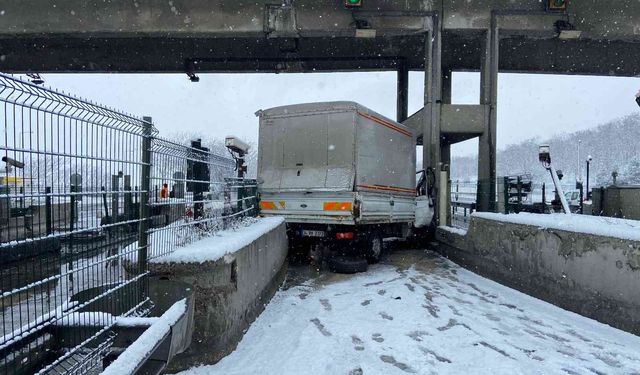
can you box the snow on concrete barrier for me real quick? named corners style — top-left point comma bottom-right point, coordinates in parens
top-left (151, 217), bottom-right (285, 264)
top-left (148, 216), bottom-right (288, 372)
top-left (474, 212), bottom-right (640, 242)
top-left (103, 299), bottom-right (187, 375)
top-left (436, 213), bottom-right (640, 335)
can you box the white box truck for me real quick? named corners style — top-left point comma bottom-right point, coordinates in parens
top-left (257, 101), bottom-right (433, 264)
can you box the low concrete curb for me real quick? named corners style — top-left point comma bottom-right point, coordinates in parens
top-left (150, 220), bottom-right (288, 372)
top-left (436, 217), bottom-right (640, 335)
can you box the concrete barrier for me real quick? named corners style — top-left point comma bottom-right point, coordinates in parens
top-left (149, 219), bottom-right (288, 372)
top-left (436, 216), bottom-right (640, 335)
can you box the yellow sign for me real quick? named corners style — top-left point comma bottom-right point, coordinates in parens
top-left (1, 176), bottom-right (22, 185)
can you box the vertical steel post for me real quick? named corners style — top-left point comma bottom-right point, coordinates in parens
top-left (124, 175), bottom-right (132, 220)
top-left (237, 151), bottom-right (246, 215)
top-left (45, 186), bottom-right (52, 235)
top-left (579, 183), bottom-right (584, 214)
top-left (397, 59), bottom-right (409, 123)
top-left (586, 161), bottom-right (591, 200)
top-left (191, 139), bottom-right (207, 221)
top-left (138, 117), bottom-right (153, 277)
top-left (516, 176), bottom-right (522, 213)
top-left (111, 174), bottom-right (119, 222)
top-left (503, 177), bottom-right (509, 214)
top-left (68, 188), bottom-right (76, 293)
top-left (477, 18), bottom-right (499, 213)
top-left (422, 14), bottom-right (442, 224)
top-left (542, 183), bottom-right (546, 213)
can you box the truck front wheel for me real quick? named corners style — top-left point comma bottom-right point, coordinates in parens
top-left (364, 235), bottom-right (383, 264)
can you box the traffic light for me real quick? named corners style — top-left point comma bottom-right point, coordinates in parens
top-left (547, 0), bottom-right (567, 11)
top-left (344, 0), bottom-right (362, 8)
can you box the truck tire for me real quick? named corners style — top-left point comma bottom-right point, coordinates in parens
top-left (365, 235), bottom-right (383, 264)
top-left (327, 256), bottom-right (368, 274)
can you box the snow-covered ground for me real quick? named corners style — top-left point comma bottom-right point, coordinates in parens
top-left (180, 249), bottom-right (640, 375)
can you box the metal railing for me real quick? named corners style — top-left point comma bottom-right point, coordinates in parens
top-left (450, 181), bottom-right (478, 229)
top-left (0, 74), bottom-right (256, 374)
top-left (449, 179), bottom-right (580, 229)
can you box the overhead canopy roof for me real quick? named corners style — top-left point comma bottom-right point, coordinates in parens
top-left (0, 1), bottom-right (639, 75)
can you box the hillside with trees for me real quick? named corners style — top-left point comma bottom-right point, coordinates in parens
top-left (451, 113), bottom-right (640, 187)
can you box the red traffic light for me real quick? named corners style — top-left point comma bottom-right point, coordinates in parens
top-left (344, 0), bottom-right (362, 8)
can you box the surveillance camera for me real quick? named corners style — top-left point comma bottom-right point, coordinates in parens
top-left (587, 155), bottom-right (592, 162)
top-left (2, 156), bottom-right (25, 169)
top-left (225, 136), bottom-right (250, 154)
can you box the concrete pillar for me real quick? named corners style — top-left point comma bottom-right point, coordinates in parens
top-left (477, 24), bottom-right (498, 212)
top-left (397, 59), bottom-right (409, 123)
top-left (422, 15), bottom-right (443, 224)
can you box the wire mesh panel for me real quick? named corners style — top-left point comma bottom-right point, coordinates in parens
top-left (0, 74), bottom-right (260, 374)
top-left (146, 137), bottom-right (254, 261)
top-left (0, 74), bottom-right (153, 374)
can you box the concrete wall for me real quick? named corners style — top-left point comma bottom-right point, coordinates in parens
top-left (436, 217), bottom-right (640, 335)
top-left (149, 221), bottom-right (288, 372)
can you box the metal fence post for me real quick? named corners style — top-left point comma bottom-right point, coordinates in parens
top-left (516, 176), bottom-right (522, 214)
top-left (138, 117), bottom-right (153, 278)
top-left (503, 177), bottom-right (509, 214)
top-left (124, 174), bottom-right (132, 220)
top-left (542, 183), bottom-right (546, 213)
top-left (45, 186), bottom-right (52, 235)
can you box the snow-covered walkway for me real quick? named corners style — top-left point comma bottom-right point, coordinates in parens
top-left (180, 249), bottom-right (640, 375)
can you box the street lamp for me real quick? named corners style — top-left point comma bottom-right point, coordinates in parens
top-left (585, 155), bottom-right (592, 200)
top-left (538, 145), bottom-right (570, 214)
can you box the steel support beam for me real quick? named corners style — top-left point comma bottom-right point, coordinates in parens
top-left (422, 13), bottom-right (443, 225)
top-left (396, 60), bottom-right (409, 123)
top-left (477, 20), bottom-right (499, 213)
top-left (441, 69), bottom-right (452, 167)
top-left (441, 68), bottom-right (452, 226)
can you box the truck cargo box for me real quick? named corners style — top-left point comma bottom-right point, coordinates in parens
top-left (257, 102), bottom-right (416, 225)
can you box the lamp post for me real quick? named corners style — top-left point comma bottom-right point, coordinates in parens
top-left (585, 155), bottom-right (592, 200)
top-left (577, 139), bottom-right (582, 182)
top-left (539, 145), bottom-right (571, 214)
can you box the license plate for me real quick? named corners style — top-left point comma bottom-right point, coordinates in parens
top-left (301, 230), bottom-right (325, 238)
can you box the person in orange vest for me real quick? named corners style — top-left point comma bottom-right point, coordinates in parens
top-left (159, 183), bottom-right (169, 199)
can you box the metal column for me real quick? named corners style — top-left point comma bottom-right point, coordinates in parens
top-left (477, 22), bottom-right (499, 212)
top-left (440, 69), bottom-right (452, 168)
top-left (138, 117), bottom-right (152, 277)
top-left (422, 14), bottom-right (443, 224)
top-left (397, 59), bottom-right (409, 123)
top-left (441, 69), bottom-right (452, 226)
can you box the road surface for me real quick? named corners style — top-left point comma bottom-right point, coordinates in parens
top-left (181, 247), bottom-right (640, 375)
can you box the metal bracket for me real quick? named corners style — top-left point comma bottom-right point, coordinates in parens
top-left (265, 4), bottom-right (300, 38)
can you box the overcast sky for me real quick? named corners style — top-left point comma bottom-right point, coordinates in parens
top-left (35, 72), bottom-right (640, 157)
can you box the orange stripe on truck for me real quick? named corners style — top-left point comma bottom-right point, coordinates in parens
top-left (357, 112), bottom-right (413, 137)
top-left (260, 201), bottom-right (277, 210)
top-left (323, 201), bottom-right (353, 211)
top-left (357, 184), bottom-right (416, 194)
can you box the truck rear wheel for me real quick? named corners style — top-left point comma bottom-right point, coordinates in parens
top-left (365, 235), bottom-right (383, 264)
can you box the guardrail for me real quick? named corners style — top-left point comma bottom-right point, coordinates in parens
top-left (449, 179), bottom-right (580, 229)
top-left (0, 74), bottom-right (256, 374)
